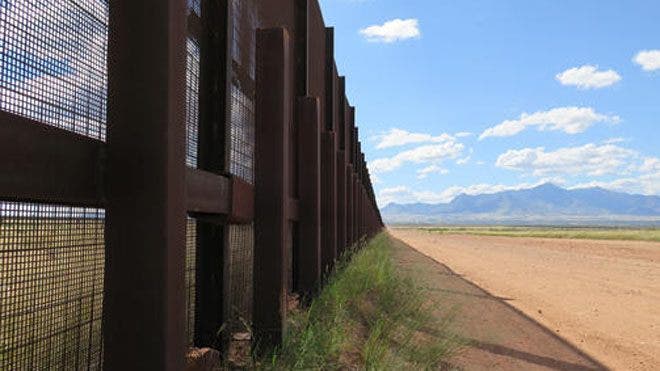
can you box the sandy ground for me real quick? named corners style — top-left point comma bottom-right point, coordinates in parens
top-left (389, 228), bottom-right (660, 371)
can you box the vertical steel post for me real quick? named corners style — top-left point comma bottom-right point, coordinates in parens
top-left (321, 130), bottom-right (337, 272)
top-left (345, 102), bottom-right (354, 247)
top-left (296, 96), bottom-right (322, 294)
top-left (357, 143), bottom-right (362, 240)
top-left (338, 78), bottom-right (349, 252)
top-left (105, 0), bottom-right (187, 368)
top-left (194, 0), bottom-right (230, 348)
top-left (254, 27), bottom-right (292, 346)
top-left (336, 149), bottom-right (346, 255)
top-left (351, 127), bottom-right (359, 245)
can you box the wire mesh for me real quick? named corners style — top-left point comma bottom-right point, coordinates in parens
top-left (185, 37), bottom-right (201, 168)
top-left (228, 84), bottom-right (255, 184)
top-left (185, 218), bottom-right (197, 347)
top-left (187, 0), bottom-right (201, 17)
top-left (225, 224), bottom-right (254, 331)
top-left (0, 0), bottom-right (108, 141)
top-left (0, 202), bottom-right (104, 370)
top-left (184, 0), bottom-right (200, 347)
top-left (228, 0), bottom-right (257, 185)
top-left (230, 0), bottom-right (256, 81)
top-left (224, 0), bottom-right (257, 335)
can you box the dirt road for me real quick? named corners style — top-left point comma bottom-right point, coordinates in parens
top-left (389, 228), bottom-right (660, 371)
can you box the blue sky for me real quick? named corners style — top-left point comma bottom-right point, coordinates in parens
top-left (318, 0), bottom-right (660, 206)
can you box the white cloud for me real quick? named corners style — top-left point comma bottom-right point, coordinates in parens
top-left (378, 186), bottom-right (414, 205)
top-left (456, 156), bottom-right (471, 165)
top-left (378, 169), bottom-right (660, 207)
top-left (602, 137), bottom-right (627, 145)
top-left (479, 107), bottom-right (620, 139)
top-left (375, 128), bottom-right (454, 149)
top-left (416, 165), bottom-right (448, 179)
top-left (370, 141), bottom-right (464, 174)
top-left (455, 131), bottom-right (473, 138)
top-left (555, 65), bottom-right (621, 89)
top-left (633, 50), bottom-right (660, 71)
top-left (552, 157), bottom-right (660, 195)
top-left (495, 144), bottom-right (637, 177)
top-left (360, 18), bottom-right (421, 43)
top-left (377, 186), bottom-right (447, 206)
top-left (434, 181), bottom-right (555, 204)
top-left (639, 157), bottom-right (660, 173)
top-left (569, 173), bottom-right (660, 196)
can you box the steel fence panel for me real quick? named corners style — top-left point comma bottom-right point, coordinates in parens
top-left (0, 202), bottom-right (104, 370)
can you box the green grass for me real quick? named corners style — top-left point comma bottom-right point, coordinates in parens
top-left (264, 233), bottom-right (461, 370)
top-left (419, 226), bottom-right (660, 242)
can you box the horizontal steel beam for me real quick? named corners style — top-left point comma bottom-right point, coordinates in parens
top-left (185, 168), bottom-right (231, 215)
top-left (186, 169), bottom-right (254, 223)
top-left (0, 113), bottom-right (250, 222)
top-left (0, 111), bottom-right (104, 207)
top-left (228, 177), bottom-right (255, 223)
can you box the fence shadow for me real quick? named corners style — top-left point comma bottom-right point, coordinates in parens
top-left (389, 235), bottom-right (609, 371)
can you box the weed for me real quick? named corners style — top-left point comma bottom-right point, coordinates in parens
top-left (264, 233), bottom-right (461, 370)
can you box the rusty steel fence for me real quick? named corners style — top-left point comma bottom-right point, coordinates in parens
top-left (0, 0), bottom-right (382, 368)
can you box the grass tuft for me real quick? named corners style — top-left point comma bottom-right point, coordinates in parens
top-left (263, 233), bottom-right (461, 370)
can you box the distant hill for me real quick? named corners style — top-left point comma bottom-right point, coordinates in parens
top-left (381, 183), bottom-right (660, 226)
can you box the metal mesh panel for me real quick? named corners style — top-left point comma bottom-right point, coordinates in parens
top-left (225, 0), bottom-right (257, 335)
top-left (184, 0), bottom-right (200, 347)
top-left (228, 84), bottom-right (255, 184)
top-left (0, 0), bottom-right (108, 141)
top-left (225, 224), bottom-right (254, 330)
top-left (185, 218), bottom-right (197, 347)
top-left (185, 37), bottom-right (200, 168)
top-left (0, 202), bottom-right (104, 370)
top-left (187, 0), bottom-right (201, 16)
top-left (230, 0), bottom-right (256, 80)
top-left (228, 0), bottom-right (257, 185)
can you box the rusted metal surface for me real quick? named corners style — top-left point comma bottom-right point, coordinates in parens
top-left (307, 0), bottom-right (326, 130)
top-left (321, 131), bottom-right (338, 271)
top-left (345, 102), bottom-right (355, 245)
top-left (346, 164), bottom-right (354, 246)
top-left (336, 151), bottom-right (346, 255)
top-left (259, 0), bottom-right (294, 29)
top-left (288, 198), bottom-right (301, 221)
top-left (254, 27), bottom-right (292, 347)
top-left (0, 111), bottom-right (104, 207)
top-left (357, 143), bottom-right (363, 238)
top-left (193, 0), bottom-right (231, 350)
top-left (104, 0), bottom-right (188, 369)
top-left (198, 0), bottom-right (230, 174)
top-left (296, 96), bottom-right (322, 293)
top-left (1, 0), bottom-right (384, 366)
top-left (229, 177), bottom-right (255, 223)
top-left (325, 29), bottom-right (336, 133)
top-left (186, 168), bottom-right (231, 215)
top-left (294, 0), bottom-right (308, 97)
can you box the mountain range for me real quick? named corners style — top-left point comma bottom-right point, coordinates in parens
top-left (381, 183), bottom-right (660, 226)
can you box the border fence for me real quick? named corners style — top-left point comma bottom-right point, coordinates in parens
top-left (0, 0), bottom-right (382, 369)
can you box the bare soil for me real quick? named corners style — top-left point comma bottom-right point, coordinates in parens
top-left (389, 228), bottom-right (660, 371)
